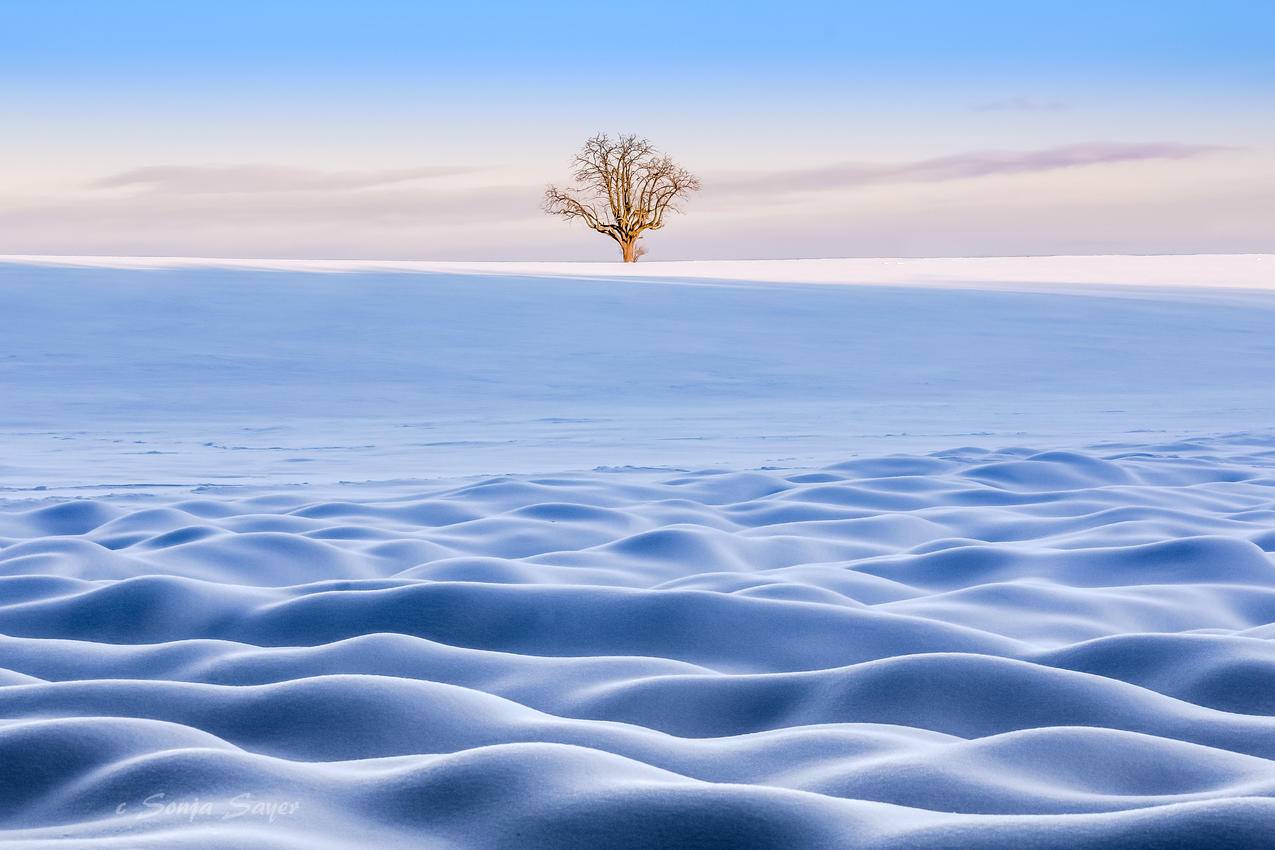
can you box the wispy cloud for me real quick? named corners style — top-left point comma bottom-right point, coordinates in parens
top-left (972, 97), bottom-right (1070, 112)
top-left (710, 143), bottom-right (1232, 197)
top-left (93, 164), bottom-right (480, 194)
top-left (20, 185), bottom-right (533, 226)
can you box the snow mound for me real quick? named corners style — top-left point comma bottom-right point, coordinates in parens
top-left (3, 438), bottom-right (1275, 846)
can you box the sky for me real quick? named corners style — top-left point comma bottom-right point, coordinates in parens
top-left (2, 0), bottom-right (1272, 260)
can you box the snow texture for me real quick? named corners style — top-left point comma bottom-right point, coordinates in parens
top-left (2, 255), bottom-right (1275, 847)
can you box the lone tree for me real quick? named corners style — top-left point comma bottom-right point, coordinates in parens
top-left (544, 134), bottom-right (700, 262)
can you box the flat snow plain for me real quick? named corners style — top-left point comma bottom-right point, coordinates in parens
top-left (2, 255), bottom-right (1275, 847)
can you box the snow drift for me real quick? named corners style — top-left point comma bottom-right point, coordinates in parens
top-left (2, 439), bottom-right (1275, 846)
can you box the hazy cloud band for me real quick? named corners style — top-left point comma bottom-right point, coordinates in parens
top-left (94, 164), bottom-right (480, 194)
top-left (710, 142), bottom-right (1232, 196)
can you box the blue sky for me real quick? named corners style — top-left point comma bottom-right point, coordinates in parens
top-left (2, 1), bottom-right (1271, 259)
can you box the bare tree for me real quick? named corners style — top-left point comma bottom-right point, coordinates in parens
top-left (544, 134), bottom-right (700, 262)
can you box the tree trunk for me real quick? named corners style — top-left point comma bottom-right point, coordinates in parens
top-left (620, 240), bottom-right (637, 263)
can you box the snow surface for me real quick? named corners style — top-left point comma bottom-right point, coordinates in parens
top-left (5, 252), bottom-right (1272, 291)
top-left (3, 255), bottom-right (1275, 847)
top-left (4, 254), bottom-right (1275, 493)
